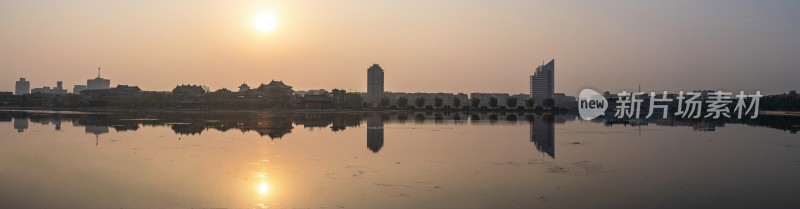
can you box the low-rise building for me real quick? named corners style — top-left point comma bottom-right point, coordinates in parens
top-left (29, 81), bottom-right (68, 95)
top-left (73, 85), bottom-right (87, 94)
top-left (469, 93), bottom-right (510, 108)
top-left (81, 85), bottom-right (142, 107)
top-left (297, 95), bottom-right (334, 109)
top-left (382, 92), bottom-right (469, 109)
top-left (0, 92), bottom-right (13, 105)
top-left (511, 93), bottom-right (531, 108)
top-left (553, 93), bottom-right (577, 109)
top-left (31, 87), bottom-right (52, 94)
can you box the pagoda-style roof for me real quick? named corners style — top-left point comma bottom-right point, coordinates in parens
top-left (214, 88), bottom-right (233, 94)
top-left (173, 84), bottom-right (206, 95)
top-left (111, 85), bottom-right (141, 93)
top-left (255, 80), bottom-right (293, 92)
top-left (266, 80), bottom-right (291, 88)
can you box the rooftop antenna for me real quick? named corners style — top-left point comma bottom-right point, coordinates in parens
top-left (97, 67), bottom-right (101, 78)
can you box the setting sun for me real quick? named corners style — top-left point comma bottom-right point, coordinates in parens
top-left (253, 12), bottom-right (278, 33)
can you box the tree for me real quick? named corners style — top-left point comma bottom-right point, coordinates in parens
top-left (543, 98), bottom-right (555, 109)
top-left (525, 98), bottom-right (534, 109)
top-left (415, 97), bottom-right (426, 108)
top-left (453, 97), bottom-right (461, 108)
top-left (379, 97), bottom-right (390, 108)
top-left (343, 93), bottom-right (363, 108)
top-left (488, 97), bottom-right (498, 109)
top-left (506, 97), bottom-right (517, 109)
top-left (265, 87), bottom-right (293, 108)
top-left (471, 98), bottom-right (480, 109)
top-left (397, 97), bottom-right (409, 108)
top-left (434, 97), bottom-right (443, 109)
top-left (331, 89), bottom-right (346, 106)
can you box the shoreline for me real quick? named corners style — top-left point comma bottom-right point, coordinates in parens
top-left (760, 111), bottom-right (800, 117)
top-left (0, 106), bottom-right (570, 114)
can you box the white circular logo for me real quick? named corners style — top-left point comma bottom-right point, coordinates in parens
top-left (578, 89), bottom-right (608, 120)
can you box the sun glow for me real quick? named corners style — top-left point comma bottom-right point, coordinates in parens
top-left (253, 12), bottom-right (278, 33)
top-left (258, 182), bottom-right (270, 195)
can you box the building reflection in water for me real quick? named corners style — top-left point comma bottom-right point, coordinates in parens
top-left (530, 114), bottom-right (556, 158)
top-left (366, 114), bottom-right (384, 153)
top-left (2, 111), bottom-right (798, 154)
top-left (85, 125), bottom-right (110, 135)
top-left (14, 116), bottom-right (28, 133)
top-left (0, 114), bottom-right (10, 123)
top-left (85, 125), bottom-right (109, 146)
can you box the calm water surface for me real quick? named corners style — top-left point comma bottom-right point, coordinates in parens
top-left (0, 110), bottom-right (799, 209)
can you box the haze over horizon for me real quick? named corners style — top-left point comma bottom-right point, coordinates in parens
top-left (2, 0), bottom-right (799, 95)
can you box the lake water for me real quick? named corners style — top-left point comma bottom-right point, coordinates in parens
top-left (1, 110), bottom-right (799, 209)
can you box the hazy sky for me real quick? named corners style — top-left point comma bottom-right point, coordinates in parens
top-left (1, 0), bottom-right (799, 95)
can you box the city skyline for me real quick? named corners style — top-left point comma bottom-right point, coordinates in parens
top-left (2, 1), bottom-right (799, 95)
top-left (2, 2), bottom-right (800, 209)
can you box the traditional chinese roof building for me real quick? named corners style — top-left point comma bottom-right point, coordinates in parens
top-left (238, 83), bottom-right (250, 92)
top-left (298, 95), bottom-right (334, 109)
top-left (172, 84), bottom-right (206, 96)
top-left (80, 85), bottom-right (142, 107)
top-left (255, 80), bottom-right (293, 93)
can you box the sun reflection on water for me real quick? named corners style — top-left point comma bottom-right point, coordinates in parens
top-left (253, 170), bottom-right (272, 208)
top-left (258, 182), bottom-right (270, 195)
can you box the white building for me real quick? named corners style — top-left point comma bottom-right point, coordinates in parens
top-left (87, 67), bottom-right (110, 90)
top-left (15, 78), bottom-right (30, 95)
top-left (366, 64), bottom-right (384, 103)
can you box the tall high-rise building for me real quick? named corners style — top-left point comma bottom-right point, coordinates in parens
top-left (87, 67), bottom-right (110, 90)
top-left (530, 59), bottom-right (555, 103)
top-left (367, 64), bottom-right (384, 102)
top-left (15, 78), bottom-right (30, 95)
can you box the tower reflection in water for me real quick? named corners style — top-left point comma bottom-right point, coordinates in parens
top-left (366, 114), bottom-right (384, 153)
top-left (530, 114), bottom-right (556, 158)
top-left (13, 116), bottom-right (28, 133)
